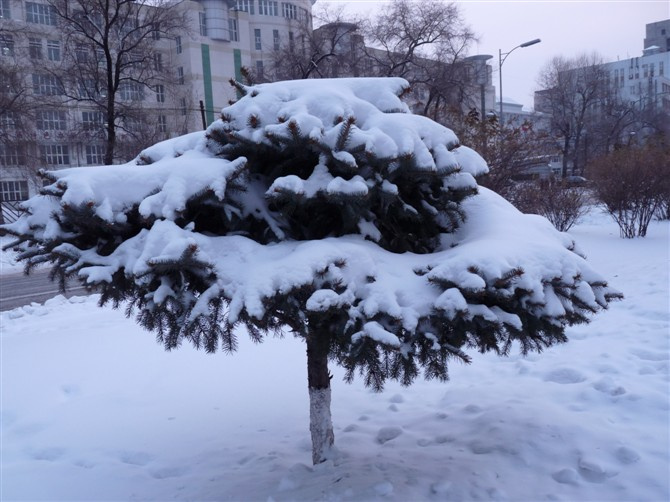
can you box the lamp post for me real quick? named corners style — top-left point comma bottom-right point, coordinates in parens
top-left (498, 38), bottom-right (541, 125)
top-left (465, 54), bottom-right (493, 158)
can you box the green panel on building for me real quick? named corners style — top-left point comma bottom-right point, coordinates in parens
top-left (234, 49), bottom-right (243, 98)
top-left (201, 44), bottom-right (215, 125)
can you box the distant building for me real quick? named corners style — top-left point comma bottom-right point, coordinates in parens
top-left (497, 96), bottom-right (549, 129)
top-left (181, 0), bottom-right (316, 130)
top-left (601, 48), bottom-right (670, 110)
top-left (535, 20), bottom-right (670, 113)
top-left (643, 19), bottom-right (670, 53)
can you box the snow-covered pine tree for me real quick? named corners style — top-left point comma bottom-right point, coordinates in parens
top-left (3, 78), bottom-right (621, 465)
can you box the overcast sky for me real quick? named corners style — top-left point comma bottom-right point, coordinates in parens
top-left (316, 1), bottom-right (669, 110)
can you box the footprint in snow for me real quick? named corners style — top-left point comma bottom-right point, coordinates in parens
top-left (376, 426), bottom-right (402, 444)
top-left (592, 377), bottom-right (626, 396)
top-left (615, 446), bottom-right (640, 464)
top-left (552, 468), bottom-right (580, 485)
top-left (631, 349), bottom-right (667, 362)
top-left (150, 466), bottom-right (188, 479)
top-left (543, 368), bottom-right (587, 384)
top-left (578, 458), bottom-right (618, 483)
top-left (118, 450), bottom-right (154, 466)
top-left (373, 481), bottom-right (394, 496)
top-left (73, 458), bottom-right (95, 469)
top-left (462, 404), bottom-right (483, 414)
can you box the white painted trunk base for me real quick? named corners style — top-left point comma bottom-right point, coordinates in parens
top-left (309, 386), bottom-right (335, 464)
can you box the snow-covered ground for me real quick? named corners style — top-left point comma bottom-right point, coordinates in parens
top-left (1, 208), bottom-right (668, 501)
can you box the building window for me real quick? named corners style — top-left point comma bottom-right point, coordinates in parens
top-left (180, 97), bottom-right (187, 116)
top-left (175, 36), bottom-right (182, 54)
top-left (282, 3), bottom-right (297, 19)
top-left (155, 84), bottom-right (165, 103)
top-left (124, 117), bottom-right (141, 132)
top-left (153, 52), bottom-right (163, 71)
top-left (199, 12), bottom-right (207, 36)
top-left (158, 115), bottom-right (167, 133)
top-left (258, 0), bottom-right (278, 16)
top-left (41, 144), bottom-right (70, 165)
top-left (37, 110), bottom-right (67, 131)
top-left (288, 30), bottom-right (294, 51)
top-left (177, 66), bottom-right (184, 84)
top-left (0, 0), bottom-right (10, 19)
top-left (78, 79), bottom-right (103, 99)
top-left (47, 40), bottom-right (61, 61)
top-left (254, 28), bottom-right (262, 50)
top-left (75, 45), bottom-right (88, 63)
top-left (256, 60), bottom-right (264, 78)
top-left (660, 61), bottom-right (664, 76)
top-left (0, 145), bottom-right (25, 167)
top-left (0, 111), bottom-right (17, 129)
top-left (298, 7), bottom-right (308, 23)
top-left (119, 81), bottom-right (143, 101)
top-left (273, 29), bottom-right (280, 50)
top-left (0, 33), bottom-right (13, 56)
top-left (26, 2), bottom-right (57, 25)
top-left (82, 110), bottom-right (104, 130)
top-left (32, 74), bottom-right (64, 95)
top-left (85, 144), bottom-right (105, 165)
top-left (228, 19), bottom-right (238, 42)
top-left (29, 38), bottom-right (43, 59)
top-left (237, 0), bottom-right (254, 15)
top-left (0, 180), bottom-right (29, 201)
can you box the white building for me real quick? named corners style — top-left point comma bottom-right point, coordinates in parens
top-left (601, 47), bottom-right (670, 111)
top-left (0, 0), bottom-right (317, 214)
top-left (178, 0), bottom-right (316, 131)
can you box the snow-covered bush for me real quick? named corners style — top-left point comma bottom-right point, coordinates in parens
top-left (2, 78), bottom-right (621, 464)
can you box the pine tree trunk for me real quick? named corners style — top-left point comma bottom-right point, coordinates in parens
top-left (306, 331), bottom-right (334, 465)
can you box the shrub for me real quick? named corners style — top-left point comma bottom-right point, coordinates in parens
top-left (588, 145), bottom-right (669, 238)
top-left (508, 178), bottom-right (588, 232)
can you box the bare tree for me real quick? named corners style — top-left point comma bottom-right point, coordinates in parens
top-left (588, 143), bottom-right (669, 238)
top-left (266, 5), bottom-right (364, 81)
top-left (361, 0), bottom-right (477, 122)
top-left (454, 111), bottom-right (556, 198)
top-left (0, 19), bottom-right (43, 195)
top-left (267, 0), bottom-right (478, 124)
top-left (536, 53), bottom-right (609, 178)
top-left (47, 0), bottom-right (190, 165)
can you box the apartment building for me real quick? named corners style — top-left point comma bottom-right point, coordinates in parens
top-left (0, 0), bottom-right (317, 210)
top-left (179, 0), bottom-right (315, 130)
top-left (535, 20), bottom-right (670, 114)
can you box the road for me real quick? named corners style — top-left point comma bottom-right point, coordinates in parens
top-left (0, 270), bottom-right (92, 311)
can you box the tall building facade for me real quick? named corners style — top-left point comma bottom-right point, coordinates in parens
top-left (179, 0), bottom-right (315, 131)
top-left (0, 0), bottom-right (317, 212)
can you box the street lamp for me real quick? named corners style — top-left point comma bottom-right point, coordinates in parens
top-left (465, 54), bottom-right (493, 120)
top-left (465, 54), bottom-right (493, 158)
top-left (498, 38), bottom-right (541, 125)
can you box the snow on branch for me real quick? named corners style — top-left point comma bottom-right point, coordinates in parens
top-left (2, 77), bottom-right (621, 389)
